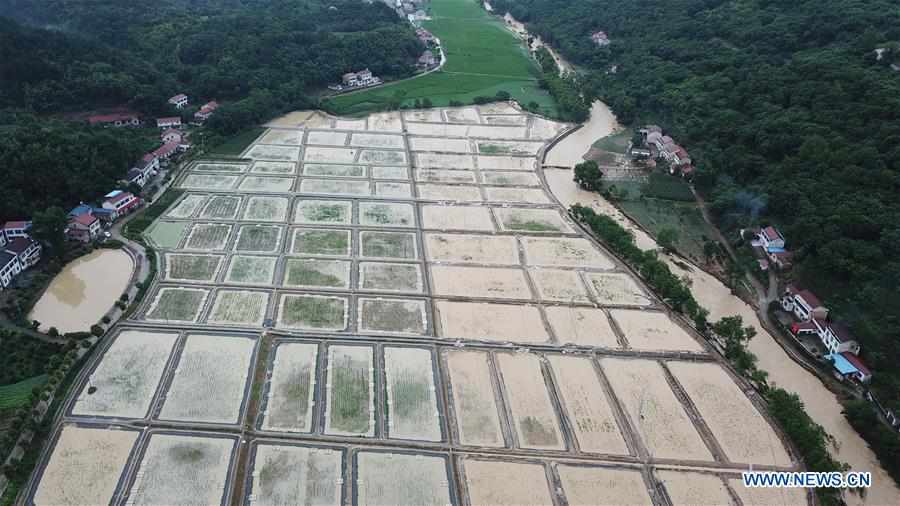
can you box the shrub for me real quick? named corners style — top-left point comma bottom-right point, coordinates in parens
top-left (47, 327), bottom-right (59, 337)
top-left (90, 324), bottom-right (104, 337)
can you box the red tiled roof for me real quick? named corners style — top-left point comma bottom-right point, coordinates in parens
top-left (3, 221), bottom-right (29, 230)
top-left (71, 213), bottom-right (97, 227)
top-left (199, 101), bottom-right (219, 113)
top-left (674, 146), bottom-right (690, 158)
top-left (88, 113), bottom-right (136, 125)
top-left (169, 94), bottom-right (188, 102)
top-left (841, 352), bottom-right (871, 376)
top-left (153, 141), bottom-right (179, 157)
top-left (107, 192), bottom-right (134, 205)
top-left (161, 128), bottom-right (182, 138)
top-left (762, 226), bottom-right (782, 241)
top-left (142, 153), bottom-right (156, 162)
top-left (156, 117), bottom-right (181, 124)
top-left (796, 289), bottom-right (822, 308)
top-left (829, 321), bottom-right (854, 343)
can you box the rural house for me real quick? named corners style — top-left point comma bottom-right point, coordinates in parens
top-left (168, 93), bottom-right (189, 109)
top-left (152, 141), bottom-right (179, 163)
top-left (782, 286), bottom-right (829, 321)
top-left (0, 250), bottom-right (20, 289)
top-left (342, 69), bottom-right (379, 88)
top-left (66, 212), bottom-right (101, 243)
top-left (102, 191), bottom-right (141, 217)
top-left (194, 101), bottom-right (219, 121)
top-left (591, 31), bottom-right (610, 47)
top-left (757, 226), bottom-right (785, 249)
top-left (161, 129), bottom-right (183, 144)
top-left (2, 221), bottom-right (32, 242)
top-left (156, 117), bottom-right (182, 129)
top-left (88, 113), bottom-right (140, 128)
top-left (5, 237), bottom-right (41, 268)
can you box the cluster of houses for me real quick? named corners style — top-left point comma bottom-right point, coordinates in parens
top-left (634, 125), bottom-right (695, 177)
top-left (86, 94), bottom-right (218, 129)
top-left (396, 0), bottom-right (428, 21)
top-left (416, 28), bottom-right (439, 70)
top-left (781, 285), bottom-right (872, 383)
top-left (591, 31), bottom-right (610, 47)
top-left (750, 226), bottom-right (793, 271)
top-left (66, 191), bottom-right (142, 243)
top-left (0, 222), bottom-right (42, 291)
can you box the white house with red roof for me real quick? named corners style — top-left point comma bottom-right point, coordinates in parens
top-left (5, 237), bottom-right (41, 268)
top-left (757, 226), bottom-right (785, 249)
top-left (88, 113), bottom-right (140, 128)
top-left (782, 286), bottom-right (829, 321)
top-left (152, 141), bottom-right (179, 162)
top-left (66, 212), bottom-right (101, 243)
top-left (194, 101), bottom-right (219, 121)
top-left (102, 191), bottom-right (141, 217)
top-left (591, 31), bottom-right (610, 46)
top-left (168, 93), bottom-right (189, 109)
top-left (156, 117), bottom-right (182, 129)
top-left (2, 221), bottom-right (32, 243)
top-left (0, 249), bottom-right (21, 290)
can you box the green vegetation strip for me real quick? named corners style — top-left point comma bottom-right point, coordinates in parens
top-left (327, 0), bottom-right (556, 116)
top-left (0, 375), bottom-right (48, 409)
top-left (208, 127), bottom-right (266, 156)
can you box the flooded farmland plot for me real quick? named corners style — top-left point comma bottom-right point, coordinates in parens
top-left (358, 297), bottom-right (427, 334)
top-left (245, 144), bottom-right (301, 161)
top-left (252, 160), bottom-right (297, 174)
top-left (430, 265), bottom-right (533, 300)
top-left (667, 361), bottom-right (793, 466)
top-left (293, 199), bottom-right (353, 225)
top-left (484, 187), bottom-right (551, 204)
top-left (238, 175), bottom-right (295, 192)
top-left (495, 352), bottom-right (565, 450)
top-left (144, 286), bottom-right (209, 323)
top-left (463, 459), bottom-right (553, 506)
top-left (158, 334), bottom-right (254, 424)
top-left (494, 208), bottom-right (573, 233)
top-left (303, 163), bottom-right (366, 178)
top-left (728, 477), bottom-right (809, 505)
top-left (356, 452), bottom-right (451, 506)
top-left (359, 201), bottom-right (415, 227)
top-left (262, 343), bottom-right (319, 433)
top-left (416, 183), bottom-right (483, 202)
top-left (277, 294), bottom-right (348, 331)
top-left (409, 136), bottom-right (471, 153)
top-left (480, 170), bottom-right (540, 186)
top-left (350, 132), bottom-right (404, 149)
top-left (223, 256), bottom-right (277, 285)
top-left (421, 204), bottom-right (496, 231)
top-left (556, 465), bottom-right (652, 506)
top-left (546, 355), bottom-right (628, 454)
top-left (304, 146), bottom-right (358, 163)
top-left (521, 236), bottom-right (615, 268)
top-left (201, 195), bottom-right (242, 220)
top-left (72, 330), bottom-right (179, 419)
top-left (165, 254), bottom-right (222, 283)
top-left (424, 233), bottom-right (519, 265)
top-left (166, 194), bottom-right (207, 218)
top-left (476, 155), bottom-right (534, 171)
top-left (283, 258), bottom-right (351, 289)
top-left (599, 358), bottom-right (712, 461)
top-left (180, 173), bottom-right (239, 190)
top-left (415, 168), bottom-right (478, 184)
top-left (359, 262), bottom-right (423, 293)
top-left (235, 224), bottom-right (283, 253)
top-left (655, 470), bottom-right (733, 505)
top-left (205, 289), bottom-right (269, 326)
top-left (258, 129), bottom-right (302, 145)
top-left (544, 306), bottom-right (621, 348)
top-left (306, 130), bottom-right (348, 146)
top-left (324, 345), bottom-right (375, 436)
top-left (444, 350), bottom-right (505, 447)
top-left (193, 162), bottom-right (249, 173)
top-left (383, 347), bottom-right (441, 441)
top-left (371, 165), bottom-right (409, 179)
top-left (609, 309), bottom-right (705, 352)
top-left (435, 301), bottom-right (550, 344)
top-left (125, 434), bottom-right (236, 505)
top-left (416, 152), bottom-right (475, 169)
top-left (529, 268), bottom-right (591, 303)
top-left (184, 223), bottom-right (232, 251)
top-left (250, 444), bottom-right (343, 505)
top-left (584, 272), bottom-right (652, 306)
top-left (375, 182), bottom-right (412, 197)
top-left (32, 425), bottom-right (138, 506)
top-left (359, 231), bottom-right (417, 259)
top-left (299, 178), bottom-right (371, 196)
top-left (290, 228), bottom-right (351, 257)
top-left (241, 195), bottom-right (289, 222)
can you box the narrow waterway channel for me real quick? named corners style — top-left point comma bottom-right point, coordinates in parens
top-left (544, 101), bottom-right (900, 505)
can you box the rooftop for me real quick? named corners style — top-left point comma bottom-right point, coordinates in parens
top-left (4, 237), bottom-right (35, 255)
top-left (796, 289), bottom-right (823, 309)
top-left (71, 213), bottom-right (98, 227)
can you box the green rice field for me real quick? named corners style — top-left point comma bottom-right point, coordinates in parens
top-left (327, 0), bottom-right (556, 116)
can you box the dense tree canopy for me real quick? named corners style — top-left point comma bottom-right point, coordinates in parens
top-left (492, 0), bottom-right (900, 415)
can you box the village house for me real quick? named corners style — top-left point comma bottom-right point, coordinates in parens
top-left (88, 113), bottom-right (140, 128)
top-left (2, 221), bottom-right (32, 242)
top-left (128, 154), bottom-right (159, 188)
top-left (0, 228), bottom-right (42, 290)
top-left (66, 212), bottom-right (102, 243)
top-left (591, 31), bottom-right (610, 47)
top-left (168, 93), bottom-right (189, 109)
top-left (161, 128), bottom-right (183, 144)
top-left (5, 237), bottom-right (41, 268)
top-left (194, 101), bottom-right (219, 122)
top-left (102, 191), bottom-right (141, 217)
top-left (829, 352), bottom-right (872, 383)
top-left (156, 117), bottom-right (182, 129)
top-left (152, 141), bottom-right (179, 163)
top-left (342, 69), bottom-right (379, 88)
top-left (782, 286), bottom-right (829, 321)
top-left (416, 27), bottom-right (435, 44)
top-left (757, 226), bottom-right (785, 249)
top-left (0, 250), bottom-right (20, 290)
top-left (417, 50), bottom-right (437, 69)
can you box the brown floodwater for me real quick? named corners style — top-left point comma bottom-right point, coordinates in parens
top-left (543, 102), bottom-right (900, 505)
top-left (29, 249), bottom-right (134, 334)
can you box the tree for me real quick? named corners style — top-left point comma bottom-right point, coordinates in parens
top-left (712, 315), bottom-right (759, 374)
top-left (32, 206), bottom-right (68, 258)
top-left (657, 227), bottom-right (679, 253)
top-left (573, 160), bottom-right (603, 191)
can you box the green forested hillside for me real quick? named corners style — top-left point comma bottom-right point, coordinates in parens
top-left (491, 0), bottom-right (900, 473)
top-left (0, 0), bottom-right (422, 122)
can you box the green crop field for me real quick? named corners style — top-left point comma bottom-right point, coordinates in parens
top-left (327, 0), bottom-right (556, 116)
top-left (0, 375), bottom-right (47, 409)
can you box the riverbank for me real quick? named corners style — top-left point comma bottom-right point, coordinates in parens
top-left (543, 102), bottom-right (900, 505)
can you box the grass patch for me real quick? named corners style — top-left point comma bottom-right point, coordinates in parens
top-left (201, 196), bottom-right (241, 219)
top-left (146, 288), bottom-right (206, 322)
top-left (209, 127), bottom-right (265, 156)
top-left (591, 130), bottom-right (631, 155)
top-left (330, 355), bottom-right (371, 433)
top-left (167, 254), bottom-right (220, 281)
top-left (235, 225), bottom-right (282, 253)
top-left (504, 217), bottom-right (561, 232)
top-left (146, 221), bottom-right (189, 249)
top-left (225, 256), bottom-right (276, 284)
top-left (617, 199), bottom-right (714, 260)
top-left (126, 189), bottom-right (184, 242)
top-left (294, 201), bottom-right (352, 225)
top-left (327, 0), bottom-right (556, 116)
top-left (360, 299), bottom-right (425, 333)
top-left (0, 375), bottom-right (47, 410)
top-left (360, 231), bottom-right (416, 259)
top-left (283, 259), bottom-right (348, 288)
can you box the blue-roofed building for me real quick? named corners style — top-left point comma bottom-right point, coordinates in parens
top-left (91, 207), bottom-right (117, 223)
top-left (68, 204), bottom-right (93, 218)
top-left (826, 352), bottom-right (872, 383)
